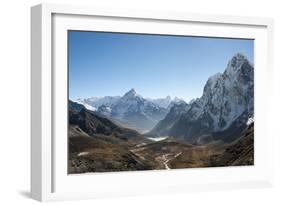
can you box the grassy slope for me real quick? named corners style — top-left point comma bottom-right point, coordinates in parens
top-left (68, 125), bottom-right (156, 173)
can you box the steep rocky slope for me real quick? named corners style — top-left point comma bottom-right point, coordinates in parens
top-left (149, 53), bottom-right (254, 143)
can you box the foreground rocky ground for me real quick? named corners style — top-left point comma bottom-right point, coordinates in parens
top-left (68, 118), bottom-right (254, 174)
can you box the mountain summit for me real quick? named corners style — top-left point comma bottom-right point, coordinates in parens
top-left (148, 53), bottom-right (254, 143)
top-left (123, 88), bottom-right (138, 98)
top-left (123, 88), bottom-right (139, 98)
top-left (110, 89), bottom-right (169, 132)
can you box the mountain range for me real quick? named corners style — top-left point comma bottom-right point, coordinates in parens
top-left (74, 89), bottom-right (184, 132)
top-left (73, 53), bottom-right (254, 143)
top-left (68, 53), bottom-right (254, 173)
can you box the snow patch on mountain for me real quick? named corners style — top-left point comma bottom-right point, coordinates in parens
top-left (77, 96), bottom-right (121, 109)
top-left (148, 96), bottom-right (172, 108)
top-left (246, 117), bottom-right (254, 126)
top-left (73, 99), bottom-right (97, 111)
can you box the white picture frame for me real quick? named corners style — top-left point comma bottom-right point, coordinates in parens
top-left (31, 3), bottom-right (274, 202)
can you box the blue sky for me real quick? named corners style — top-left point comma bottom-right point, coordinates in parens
top-left (68, 31), bottom-right (253, 102)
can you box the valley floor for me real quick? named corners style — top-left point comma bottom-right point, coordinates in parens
top-left (68, 123), bottom-right (254, 174)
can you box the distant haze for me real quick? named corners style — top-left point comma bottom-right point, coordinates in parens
top-left (69, 31), bottom-right (253, 101)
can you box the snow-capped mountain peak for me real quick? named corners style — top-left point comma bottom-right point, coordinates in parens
top-left (149, 53), bottom-right (254, 142)
top-left (124, 88), bottom-right (137, 96)
top-left (148, 96), bottom-right (173, 109)
top-left (227, 53), bottom-right (248, 67)
top-left (225, 53), bottom-right (251, 78)
top-left (73, 89), bottom-right (186, 132)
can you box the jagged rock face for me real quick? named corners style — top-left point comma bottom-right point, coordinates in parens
top-left (200, 53), bottom-right (254, 131)
top-left (150, 53), bottom-right (254, 143)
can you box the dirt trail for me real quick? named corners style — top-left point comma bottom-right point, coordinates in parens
top-left (157, 152), bottom-right (183, 170)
